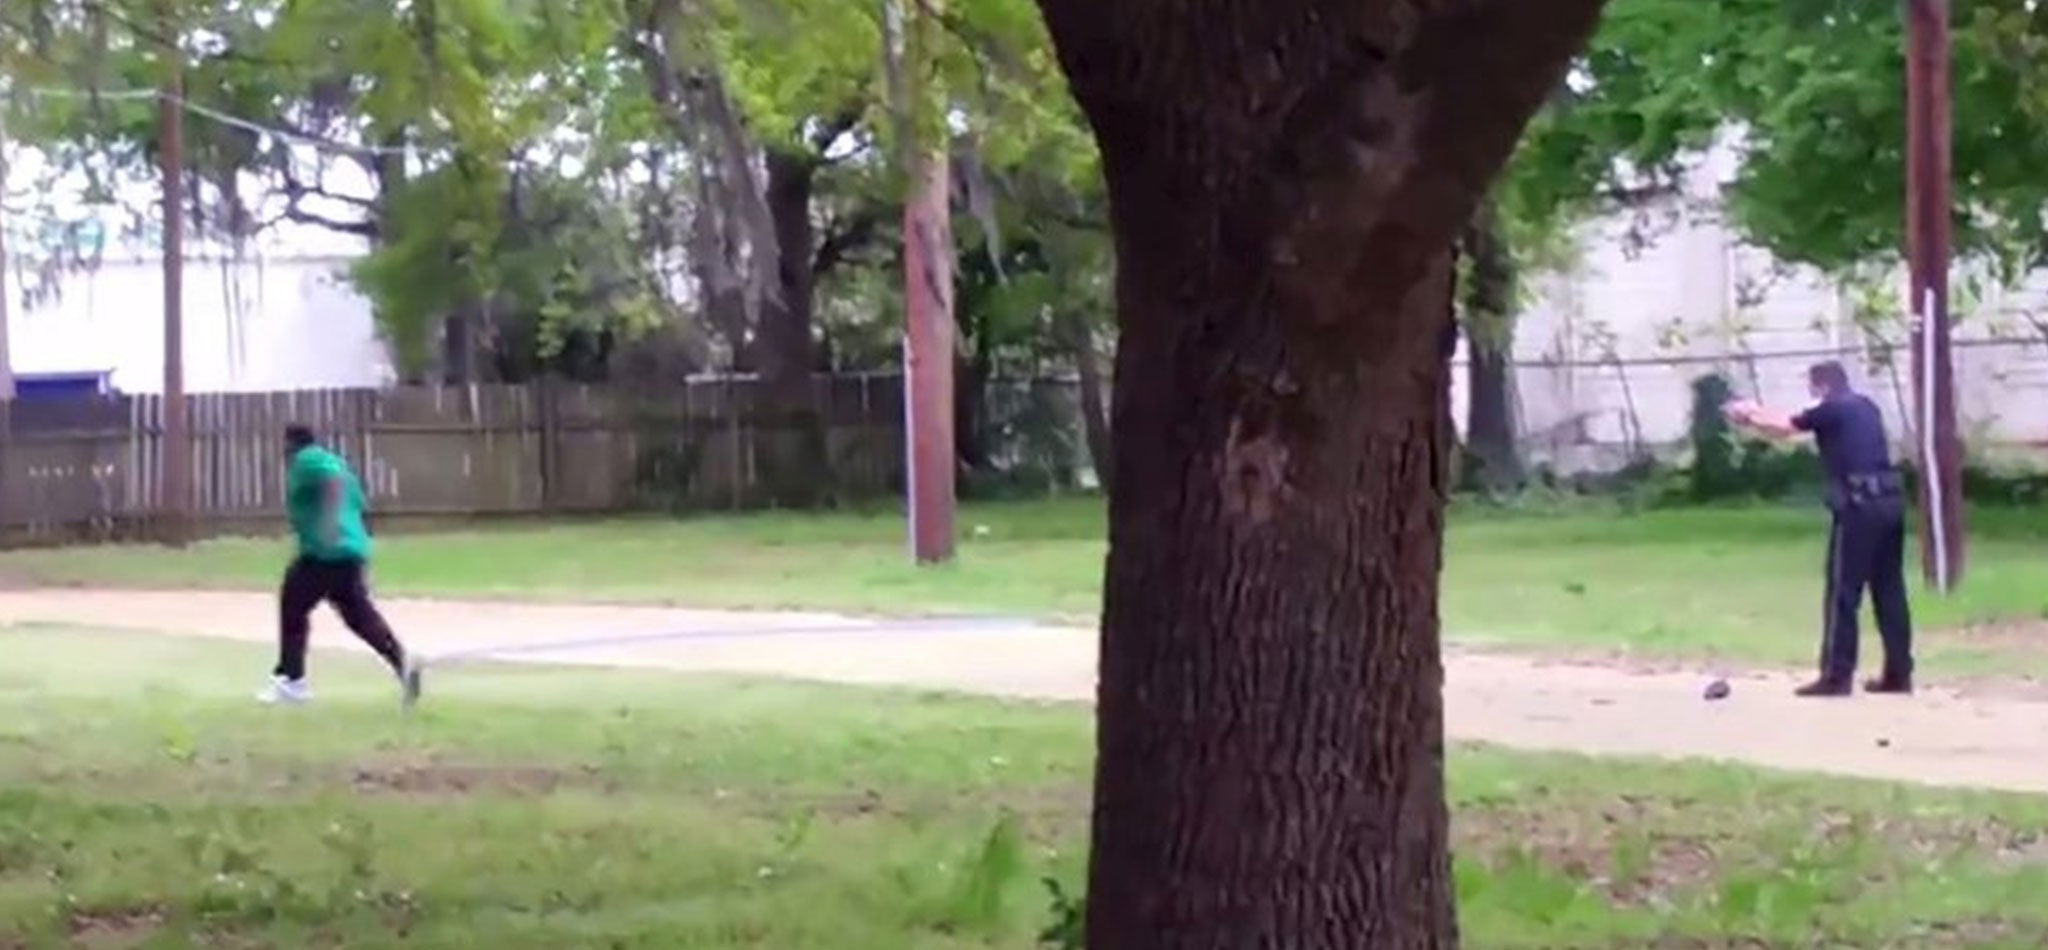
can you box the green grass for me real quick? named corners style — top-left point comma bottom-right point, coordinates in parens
top-left (3, 627), bottom-right (2047, 948)
top-left (4, 500), bottom-right (2048, 670)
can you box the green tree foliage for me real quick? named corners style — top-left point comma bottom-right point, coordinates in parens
top-left (3, 0), bottom-right (1101, 385)
top-left (349, 166), bottom-right (664, 380)
top-left (1584, 0), bottom-right (2048, 280)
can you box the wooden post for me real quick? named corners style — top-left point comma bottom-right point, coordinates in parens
top-left (0, 102), bottom-right (15, 534)
top-left (157, 4), bottom-right (192, 546)
top-left (894, 0), bottom-right (956, 563)
top-left (1905, 0), bottom-right (1962, 590)
top-left (0, 101), bottom-right (17, 403)
top-left (536, 379), bottom-right (559, 513)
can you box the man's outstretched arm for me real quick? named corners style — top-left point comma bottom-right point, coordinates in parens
top-left (1724, 399), bottom-right (1807, 440)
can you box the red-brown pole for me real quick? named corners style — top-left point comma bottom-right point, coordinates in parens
top-left (900, 0), bottom-right (955, 563)
top-left (1905, 0), bottom-right (1962, 590)
top-left (159, 1), bottom-right (191, 547)
top-left (0, 102), bottom-right (16, 403)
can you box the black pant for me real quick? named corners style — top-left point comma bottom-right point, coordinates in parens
top-left (1820, 499), bottom-right (1914, 683)
top-left (276, 557), bottom-right (405, 681)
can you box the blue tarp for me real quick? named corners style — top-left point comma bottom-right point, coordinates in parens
top-left (14, 372), bottom-right (115, 402)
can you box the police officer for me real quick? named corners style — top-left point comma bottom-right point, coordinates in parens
top-left (1724, 361), bottom-right (1914, 697)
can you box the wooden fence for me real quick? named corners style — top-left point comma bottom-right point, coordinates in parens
top-left (0, 375), bottom-right (914, 545)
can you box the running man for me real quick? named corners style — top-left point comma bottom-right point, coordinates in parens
top-left (259, 424), bottom-right (422, 707)
top-left (1725, 361), bottom-right (1914, 697)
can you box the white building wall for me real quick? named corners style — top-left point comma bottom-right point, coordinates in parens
top-left (12, 255), bottom-right (394, 394)
top-left (1453, 189), bottom-right (2048, 470)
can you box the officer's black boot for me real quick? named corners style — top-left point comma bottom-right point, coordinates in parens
top-left (1794, 678), bottom-right (1853, 698)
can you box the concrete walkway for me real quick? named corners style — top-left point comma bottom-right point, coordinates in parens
top-left (3, 588), bottom-right (2046, 794)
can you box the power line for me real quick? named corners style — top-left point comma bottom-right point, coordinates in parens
top-left (22, 86), bottom-right (413, 157)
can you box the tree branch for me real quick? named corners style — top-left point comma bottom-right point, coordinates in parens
top-left (278, 202), bottom-right (378, 238)
top-left (1605, 180), bottom-right (1680, 208)
top-left (621, 25), bottom-right (697, 144)
top-left (270, 149), bottom-right (381, 239)
top-left (2023, 312), bottom-right (2048, 350)
top-left (1392, 0), bottom-right (1614, 243)
top-left (813, 206), bottom-right (885, 277)
top-left (279, 162), bottom-right (378, 211)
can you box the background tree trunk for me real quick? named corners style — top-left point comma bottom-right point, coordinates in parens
top-left (955, 325), bottom-right (994, 480)
top-left (1464, 341), bottom-right (1519, 487)
top-left (1033, 1), bottom-right (1610, 945)
top-left (1071, 320), bottom-right (1113, 491)
top-left (440, 307), bottom-right (477, 384)
top-left (754, 148), bottom-right (829, 507)
top-left (1461, 200), bottom-right (1523, 492)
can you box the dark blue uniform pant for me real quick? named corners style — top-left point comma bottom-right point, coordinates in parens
top-left (1821, 499), bottom-right (1914, 683)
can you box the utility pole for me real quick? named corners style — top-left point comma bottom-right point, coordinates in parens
top-left (1905, 0), bottom-right (1962, 591)
top-left (892, 0), bottom-right (955, 563)
top-left (0, 93), bottom-right (17, 537)
top-left (0, 100), bottom-right (16, 403)
top-left (159, 2), bottom-right (191, 546)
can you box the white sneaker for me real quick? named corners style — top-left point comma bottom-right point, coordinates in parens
top-left (257, 675), bottom-right (312, 705)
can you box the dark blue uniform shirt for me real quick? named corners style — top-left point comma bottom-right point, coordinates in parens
top-left (1792, 391), bottom-right (1893, 490)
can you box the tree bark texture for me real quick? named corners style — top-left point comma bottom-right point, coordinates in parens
top-left (1460, 201), bottom-right (1522, 492)
top-left (1032, 1), bottom-right (1610, 946)
top-left (755, 148), bottom-right (830, 507)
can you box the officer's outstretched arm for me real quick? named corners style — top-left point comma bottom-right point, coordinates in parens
top-left (1723, 400), bottom-right (1804, 440)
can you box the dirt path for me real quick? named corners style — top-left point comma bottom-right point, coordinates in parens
top-left (5, 588), bottom-right (2046, 795)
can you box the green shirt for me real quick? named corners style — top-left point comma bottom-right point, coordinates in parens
top-left (286, 445), bottom-right (372, 562)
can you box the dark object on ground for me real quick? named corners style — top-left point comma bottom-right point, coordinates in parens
top-left (1795, 678), bottom-right (1854, 698)
top-left (1703, 678), bottom-right (1732, 701)
top-left (1876, 737), bottom-right (1893, 748)
top-left (1864, 676), bottom-right (1914, 695)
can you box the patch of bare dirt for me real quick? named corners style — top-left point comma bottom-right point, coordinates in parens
top-left (1594, 940), bottom-right (1786, 950)
top-left (1811, 808), bottom-right (2048, 867)
top-left (1458, 803), bottom-right (1726, 908)
top-left (1945, 618), bottom-right (2048, 655)
top-left (66, 905), bottom-right (166, 947)
top-left (348, 760), bottom-right (611, 797)
top-left (1880, 919), bottom-right (2048, 950)
top-left (1480, 645), bottom-right (1744, 679)
top-left (1462, 795), bottom-right (2048, 912)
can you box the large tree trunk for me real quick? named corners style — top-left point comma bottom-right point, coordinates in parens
top-left (1461, 201), bottom-right (1523, 492)
top-left (1033, 1), bottom-right (1609, 946)
top-left (754, 148), bottom-right (829, 507)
